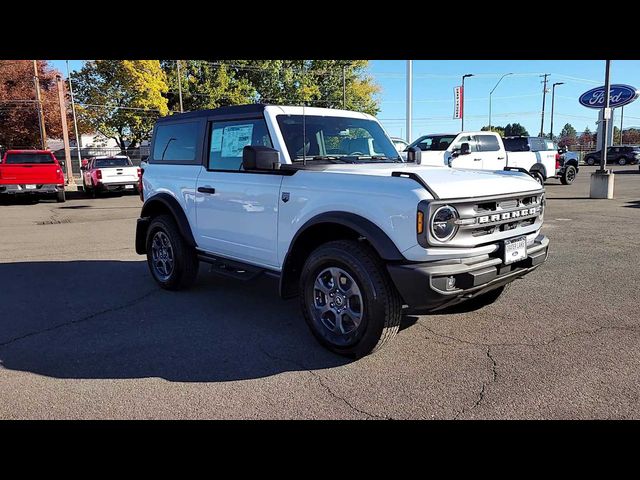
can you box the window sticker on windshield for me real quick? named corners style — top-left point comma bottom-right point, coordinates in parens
top-left (211, 128), bottom-right (223, 152)
top-left (221, 125), bottom-right (254, 157)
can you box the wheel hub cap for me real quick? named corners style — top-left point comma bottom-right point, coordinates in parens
top-left (312, 267), bottom-right (363, 336)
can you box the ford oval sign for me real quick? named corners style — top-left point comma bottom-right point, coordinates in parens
top-left (579, 84), bottom-right (638, 109)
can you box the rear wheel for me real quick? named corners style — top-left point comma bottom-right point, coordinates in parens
top-left (561, 165), bottom-right (577, 185)
top-left (586, 156), bottom-right (596, 166)
top-left (146, 214), bottom-right (199, 290)
top-left (56, 190), bottom-right (66, 203)
top-left (299, 240), bottom-right (402, 358)
top-left (618, 157), bottom-right (627, 166)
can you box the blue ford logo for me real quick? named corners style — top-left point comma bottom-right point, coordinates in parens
top-left (579, 84), bottom-right (638, 109)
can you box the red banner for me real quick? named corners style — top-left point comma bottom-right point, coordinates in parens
top-left (453, 86), bottom-right (463, 119)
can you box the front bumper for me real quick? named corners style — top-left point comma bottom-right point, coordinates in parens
top-left (0, 184), bottom-right (64, 195)
top-left (387, 234), bottom-right (549, 312)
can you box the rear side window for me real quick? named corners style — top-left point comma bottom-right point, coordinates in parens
top-left (152, 121), bottom-right (199, 162)
top-left (208, 118), bottom-right (272, 171)
top-left (5, 153), bottom-right (56, 164)
top-left (451, 135), bottom-right (478, 152)
top-left (529, 138), bottom-right (547, 152)
top-left (477, 135), bottom-right (501, 152)
top-left (503, 137), bottom-right (529, 152)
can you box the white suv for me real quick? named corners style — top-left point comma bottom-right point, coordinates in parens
top-left (135, 104), bottom-right (549, 358)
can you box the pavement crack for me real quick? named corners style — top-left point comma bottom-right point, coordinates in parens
top-left (0, 289), bottom-right (158, 349)
top-left (259, 347), bottom-right (390, 420)
top-left (454, 346), bottom-right (498, 419)
top-left (418, 322), bottom-right (640, 349)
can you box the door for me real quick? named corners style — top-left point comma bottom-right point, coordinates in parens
top-left (194, 117), bottom-right (282, 268)
top-left (449, 134), bottom-right (480, 169)
top-left (476, 134), bottom-right (506, 170)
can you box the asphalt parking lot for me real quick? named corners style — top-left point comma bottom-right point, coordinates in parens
top-left (1, 165), bottom-right (639, 419)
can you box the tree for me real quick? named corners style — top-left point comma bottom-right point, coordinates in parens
top-left (72, 60), bottom-right (168, 150)
top-left (558, 123), bottom-right (578, 148)
top-left (481, 125), bottom-right (505, 137)
top-left (504, 123), bottom-right (529, 136)
top-left (578, 126), bottom-right (595, 148)
top-left (0, 60), bottom-right (69, 149)
top-left (613, 126), bottom-right (621, 145)
top-left (622, 128), bottom-right (640, 144)
top-left (162, 60), bottom-right (254, 112)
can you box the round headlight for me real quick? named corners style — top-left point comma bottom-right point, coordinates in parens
top-left (430, 205), bottom-right (459, 242)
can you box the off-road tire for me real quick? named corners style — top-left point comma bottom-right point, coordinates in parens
top-left (299, 240), bottom-right (402, 358)
top-left (561, 165), bottom-right (577, 185)
top-left (146, 214), bottom-right (199, 290)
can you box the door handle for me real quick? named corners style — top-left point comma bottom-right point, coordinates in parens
top-left (197, 186), bottom-right (216, 194)
top-left (497, 156), bottom-right (505, 160)
top-left (473, 158), bottom-right (482, 161)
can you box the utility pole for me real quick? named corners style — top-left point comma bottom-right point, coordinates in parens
top-left (33, 60), bottom-right (47, 149)
top-left (66, 60), bottom-right (82, 172)
top-left (406, 60), bottom-right (413, 143)
top-left (342, 64), bottom-right (347, 109)
top-left (56, 75), bottom-right (74, 185)
top-left (539, 74), bottom-right (550, 137)
top-left (619, 106), bottom-right (624, 145)
top-left (550, 82), bottom-right (564, 140)
top-left (461, 73), bottom-right (474, 131)
top-left (176, 60), bottom-right (184, 113)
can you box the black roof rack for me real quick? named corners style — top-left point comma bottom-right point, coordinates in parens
top-left (156, 103), bottom-right (268, 122)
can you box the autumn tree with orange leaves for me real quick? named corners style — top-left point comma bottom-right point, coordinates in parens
top-left (0, 60), bottom-right (73, 149)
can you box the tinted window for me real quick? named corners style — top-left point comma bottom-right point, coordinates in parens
top-left (477, 135), bottom-right (500, 152)
top-left (529, 138), bottom-right (547, 152)
top-left (209, 118), bottom-right (272, 170)
top-left (410, 135), bottom-right (456, 151)
top-left (503, 137), bottom-right (529, 152)
top-left (153, 122), bottom-right (199, 162)
top-left (5, 153), bottom-right (56, 164)
top-left (451, 135), bottom-right (478, 152)
top-left (94, 158), bottom-right (131, 168)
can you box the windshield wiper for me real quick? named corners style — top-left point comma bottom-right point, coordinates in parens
top-left (293, 155), bottom-right (357, 164)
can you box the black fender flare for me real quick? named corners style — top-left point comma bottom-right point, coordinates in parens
top-left (279, 211), bottom-right (405, 298)
top-left (529, 163), bottom-right (547, 179)
top-left (136, 193), bottom-right (196, 254)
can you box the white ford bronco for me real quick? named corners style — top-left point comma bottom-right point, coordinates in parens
top-left (135, 104), bottom-right (549, 358)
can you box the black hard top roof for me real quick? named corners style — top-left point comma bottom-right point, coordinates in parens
top-left (156, 103), bottom-right (268, 122)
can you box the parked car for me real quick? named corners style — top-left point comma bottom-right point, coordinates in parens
top-left (390, 137), bottom-right (409, 156)
top-left (0, 149), bottom-right (66, 202)
top-left (135, 104), bottom-right (549, 358)
top-left (583, 146), bottom-right (640, 166)
top-left (405, 132), bottom-right (561, 186)
top-left (81, 155), bottom-right (140, 196)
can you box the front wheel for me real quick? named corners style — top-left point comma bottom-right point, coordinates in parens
top-left (146, 214), bottom-right (199, 290)
top-left (299, 240), bottom-right (402, 358)
top-left (586, 156), bottom-right (595, 166)
top-left (618, 157), bottom-right (627, 166)
top-left (561, 165), bottom-right (577, 185)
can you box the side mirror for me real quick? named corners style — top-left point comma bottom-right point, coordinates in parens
top-left (459, 142), bottom-right (471, 155)
top-left (406, 146), bottom-right (422, 164)
top-left (242, 145), bottom-right (280, 171)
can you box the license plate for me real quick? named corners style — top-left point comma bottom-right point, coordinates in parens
top-left (125, 185), bottom-right (134, 189)
top-left (504, 236), bottom-right (527, 265)
top-left (25, 184), bottom-right (36, 190)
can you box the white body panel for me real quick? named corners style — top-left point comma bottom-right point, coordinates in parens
top-left (143, 106), bottom-right (545, 272)
top-left (84, 156), bottom-right (139, 187)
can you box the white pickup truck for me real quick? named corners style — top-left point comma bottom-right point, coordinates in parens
top-left (136, 105), bottom-right (549, 358)
top-left (405, 132), bottom-right (570, 185)
top-left (81, 155), bottom-right (141, 196)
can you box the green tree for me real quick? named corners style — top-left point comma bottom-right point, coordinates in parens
top-left (72, 60), bottom-right (168, 150)
top-left (481, 125), bottom-right (505, 137)
top-left (504, 123), bottom-right (529, 136)
top-left (578, 126), bottom-right (595, 147)
top-left (162, 60), bottom-right (255, 112)
top-left (558, 123), bottom-right (578, 148)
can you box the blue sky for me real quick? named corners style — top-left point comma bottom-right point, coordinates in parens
top-left (50, 59), bottom-right (640, 142)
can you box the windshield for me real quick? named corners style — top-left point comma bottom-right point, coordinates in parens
top-left (276, 115), bottom-right (400, 162)
top-left (5, 153), bottom-right (56, 164)
top-left (408, 135), bottom-right (456, 151)
top-left (94, 158), bottom-right (131, 168)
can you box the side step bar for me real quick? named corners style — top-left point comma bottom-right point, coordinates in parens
top-left (196, 250), bottom-right (278, 281)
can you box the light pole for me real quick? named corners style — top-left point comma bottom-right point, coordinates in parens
top-left (461, 73), bottom-right (474, 130)
top-left (550, 82), bottom-right (564, 140)
top-left (488, 73), bottom-right (513, 132)
top-left (66, 60), bottom-right (82, 172)
top-left (406, 60), bottom-right (413, 143)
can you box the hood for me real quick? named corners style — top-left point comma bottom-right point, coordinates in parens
top-left (319, 163), bottom-right (542, 198)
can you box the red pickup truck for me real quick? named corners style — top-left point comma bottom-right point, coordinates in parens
top-left (0, 150), bottom-right (66, 202)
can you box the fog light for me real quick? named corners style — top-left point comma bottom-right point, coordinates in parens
top-left (446, 276), bottom-right (456, 290)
